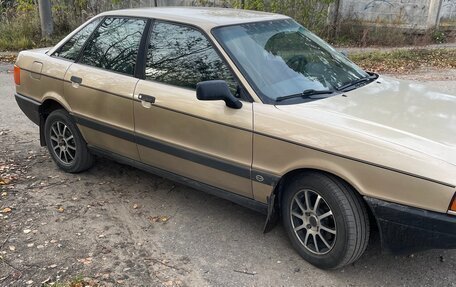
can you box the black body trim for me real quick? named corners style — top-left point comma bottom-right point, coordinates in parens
top-left (15, 93), bottom-right (41, 125)
top-left (72, 113), bottom-right (253, 180)
top-left (74, 115), bottom-right (136, 142)
top-left (89, 145), bottom-right (268, 214)
top-left (15, 92), bottom-right (455, 189)
top-left (136, 18), bottom-right (154, 80)
top-left (365, 197), bottom-right (456, 254)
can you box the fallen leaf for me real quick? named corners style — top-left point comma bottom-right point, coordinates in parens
top-left (149, 215), bottom-right (170, 223)
top-left (1, 207), bottom-right (12, 213)
top-left (0, 178), bottom-right (10, 185)
top-left (57, 207), bottom-right (64, 213)
top-left (77, 257), bottom-right (93, 265)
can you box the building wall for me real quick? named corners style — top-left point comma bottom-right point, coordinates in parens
top-left (337, 0), bottom-right (455, 29)
top-left (439, 0), bottom-right (456, 26)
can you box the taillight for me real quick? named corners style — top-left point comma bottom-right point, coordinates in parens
top-left (450, 193), bottom-right (456, 214)
top-left (14, 65), bottom-right (20, 85)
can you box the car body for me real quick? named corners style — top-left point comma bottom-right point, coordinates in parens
top-left (13, 7), bottom-right (456, 269)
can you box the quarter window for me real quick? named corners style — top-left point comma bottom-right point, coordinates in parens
top-left (53, 18), bottom-right (101, 61)
top-left (145, 21), bottom-right (237, 91)
top-left (79, 17), bottom-right (147, 75)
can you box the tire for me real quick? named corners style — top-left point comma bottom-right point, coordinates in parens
top-left (44, 109), bottom-right (94, 173)
top-left (281, 172), bottom-right (370, 269)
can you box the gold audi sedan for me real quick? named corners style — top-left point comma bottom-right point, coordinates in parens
top-left (13, 7), bottom-right (456, 269)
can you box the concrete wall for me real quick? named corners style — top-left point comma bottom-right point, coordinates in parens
top-left (337, 0), bottom-right (456, 30)
top-left (439, 0), bottom-right (456, 26)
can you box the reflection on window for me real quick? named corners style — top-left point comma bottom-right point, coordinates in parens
top-left (213, 20), bottom-right (368, 101)
top-left (53, 18), bottom-right (101, 61)
top-left (80, 17), bottom-right (146, 75)
top-left (145, 22), bottom-right (237, 91)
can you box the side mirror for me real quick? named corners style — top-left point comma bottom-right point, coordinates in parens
top-left (196, 80), bottom-right (242, 109)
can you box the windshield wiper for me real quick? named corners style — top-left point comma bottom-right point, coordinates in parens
top-left (276, 89), bottom-right (334, 102)
top-left (336, 73), bottom-right (378, 92)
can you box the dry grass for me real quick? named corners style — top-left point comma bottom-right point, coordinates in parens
top-left (349, 49), bottom-right (456, 73)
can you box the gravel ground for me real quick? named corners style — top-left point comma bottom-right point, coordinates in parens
top-left (0, 63), bottom-right (455, 287)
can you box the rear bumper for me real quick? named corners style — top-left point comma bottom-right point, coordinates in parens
top-left (15, 93), bottom-right (40, 125)
top-left (365, 197), bottom-right (456, 254)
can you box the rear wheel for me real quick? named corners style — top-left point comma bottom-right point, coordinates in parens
top-left (282, 172), bottom-right (370, 269)
top-left (44, 109), bottom-right (93, 173)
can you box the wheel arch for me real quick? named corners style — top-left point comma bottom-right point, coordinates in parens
top-left (264, 167), bottom-right (377, 233)
top-left (38, 98), bottom-right (69, 146)
top-left (275, 168), bottom-right (364, 203)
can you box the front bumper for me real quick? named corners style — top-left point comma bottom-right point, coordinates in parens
top-left (365, 197), bottom-right (456, 254)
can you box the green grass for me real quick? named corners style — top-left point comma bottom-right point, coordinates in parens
top-left (43, 275), bottom-right (99, 287)
top-left (0, 12), bottom-right (66, 52)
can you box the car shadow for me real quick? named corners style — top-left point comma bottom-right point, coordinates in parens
top-left (86, 156), bottom-right (455, 286)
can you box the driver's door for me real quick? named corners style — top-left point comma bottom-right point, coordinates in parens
top-left (133, 21), bottom-right (253, 197)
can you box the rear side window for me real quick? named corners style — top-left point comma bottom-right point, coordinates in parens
top-left (53, 18), bottom-right (101, 61)
top-left (145, 21), bottom-right (237, 91)
top-left (79, 17), bottom-right (147, 75)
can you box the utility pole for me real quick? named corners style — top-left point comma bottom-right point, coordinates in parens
top-left (38, 0), bottom-right (54, 38)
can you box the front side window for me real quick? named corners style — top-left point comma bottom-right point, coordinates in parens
top-left (79, 17), bottom-right (147, 75)
top-left (145, 21), bottom-right (237, 92)
top-left (213, 19), bottom-right (369, 103)
top-left (53, 17), bottom-right (101, 61)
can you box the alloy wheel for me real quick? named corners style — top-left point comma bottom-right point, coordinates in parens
top-left (290, 189), bottom-right (337, 255)
top-left (49, 121), bottom-right (76, 164)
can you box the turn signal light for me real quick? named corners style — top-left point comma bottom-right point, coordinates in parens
top-left (450, 193), bottom-right (456, 213)
top-left (14, 65), bottom-right (20, 85)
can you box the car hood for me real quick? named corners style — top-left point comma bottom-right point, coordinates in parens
top-left (276, 76), bottom-right (456, 166)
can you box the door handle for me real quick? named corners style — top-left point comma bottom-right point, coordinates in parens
top-left (138, 94), bottom-right (155, 103)
top-left (70, 76), bottom-right (82, 84)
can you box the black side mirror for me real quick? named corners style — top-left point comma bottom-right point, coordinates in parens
top-left (196, 80), bottom-right (242, 109)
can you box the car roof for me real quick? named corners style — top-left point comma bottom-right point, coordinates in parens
top-left (99, 7), bottom-right (289, 30)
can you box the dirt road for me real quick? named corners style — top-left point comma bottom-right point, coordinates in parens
top-left (1, 63), bottom-right (455, 287)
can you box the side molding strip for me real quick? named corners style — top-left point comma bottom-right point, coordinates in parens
top-left (72, 113), bottom-right (259, 182)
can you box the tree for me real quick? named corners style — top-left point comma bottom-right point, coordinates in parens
top-left (38, 0), bottom-right (54, 38)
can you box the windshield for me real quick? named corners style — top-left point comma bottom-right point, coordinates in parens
top-left (212, 19), bottom-right (369, 103)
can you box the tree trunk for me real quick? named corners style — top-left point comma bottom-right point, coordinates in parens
top-left (38, 0), bottom-right (54, 38)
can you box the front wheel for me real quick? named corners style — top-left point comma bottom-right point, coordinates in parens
top-left (282, 172), bottom-right (370, 269)
top-left (44, 109), bottom-right (94, 173)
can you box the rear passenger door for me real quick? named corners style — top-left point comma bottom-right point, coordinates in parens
top-left (133, 21), bottom-right (253, 198)
top-left (63, 17), bottom-right (148, 160)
